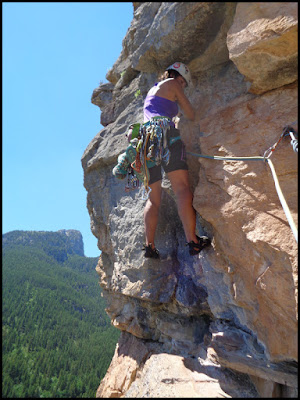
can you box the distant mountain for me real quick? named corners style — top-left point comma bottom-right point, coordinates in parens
top-left (2, 230), bottom-right (120, 398)
top-left (2, 229), bottom-right (85, 262)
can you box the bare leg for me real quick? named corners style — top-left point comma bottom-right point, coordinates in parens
top-left (144, 180), bottom-right (162, 249)
top-left (167, 169), bottom-right (198, 243)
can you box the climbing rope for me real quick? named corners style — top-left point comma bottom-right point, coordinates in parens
top-left (266, 158), bottom-right (298, 242)
top-left (186, 153), bottom-right (265, 162)
top-left (187, 125), bottom-right (298, 243)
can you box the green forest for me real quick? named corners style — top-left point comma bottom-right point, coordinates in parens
top-left (2, 232), bottom-right (120, 398)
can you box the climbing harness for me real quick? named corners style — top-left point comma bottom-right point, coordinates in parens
top-left (187, 125), bottom-right (298, 243)
top-left (113, 116), bottom-right (175, 199)
top-left (138, 116), bottom-right (173, 199)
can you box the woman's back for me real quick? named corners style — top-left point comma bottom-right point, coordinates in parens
top-left (144, 81), bottom-right (179, 122)
top-left (145, 77), bottom-right (195, 121)
top-left (147, 78), bottom-right (178, 102)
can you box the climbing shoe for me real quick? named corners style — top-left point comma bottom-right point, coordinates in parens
top-left (143, 244), bottom-right (160, 259)
top-left (186, 235), bottom-right (211, 256)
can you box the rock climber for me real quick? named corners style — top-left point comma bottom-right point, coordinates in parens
top-left (143, 62), bottom-right (211, 259)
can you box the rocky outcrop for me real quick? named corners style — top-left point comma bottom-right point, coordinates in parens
top-left (82, 2), bottom-right (298, 398)
top-left (227, 2), bottom-right (298, 94)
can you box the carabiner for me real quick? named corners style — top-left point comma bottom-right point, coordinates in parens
top-left (141, 186), bottom-right (152, 201)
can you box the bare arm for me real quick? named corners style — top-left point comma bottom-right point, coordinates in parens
top-left (174, 80), bottom-right (195, 121)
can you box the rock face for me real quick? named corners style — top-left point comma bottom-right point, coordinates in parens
top-left (81, 2), bottom-right (298, 398)
top-left (227, 2), bottom-right (298, 94)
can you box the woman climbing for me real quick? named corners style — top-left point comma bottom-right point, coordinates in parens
top-left (143, 62), bottom-right (211, 259)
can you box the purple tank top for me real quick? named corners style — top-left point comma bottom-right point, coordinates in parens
top-left (143, 84), bottom-right (179, 123)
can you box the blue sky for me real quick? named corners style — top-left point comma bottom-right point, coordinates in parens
top-left (3, 2), bottom-right (133, 257)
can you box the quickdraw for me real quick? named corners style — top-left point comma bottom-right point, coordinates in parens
top-left (125, 166), bottom-right (140, 193)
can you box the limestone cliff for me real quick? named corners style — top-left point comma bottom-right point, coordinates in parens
top-left (81, 2), bottom-right (298, 398)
